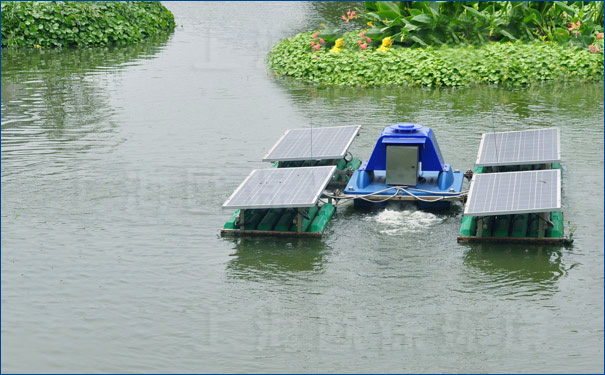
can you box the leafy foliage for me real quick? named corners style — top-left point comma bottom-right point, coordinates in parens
top-left (269, 31), bottom-right (604, 88)
top-left (362, 1), bottom-right (604, 48)
top-left (1, 1), bottom-right (175, 48)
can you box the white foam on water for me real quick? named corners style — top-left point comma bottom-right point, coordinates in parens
top-left (368, 207), bottom-right (444, 235)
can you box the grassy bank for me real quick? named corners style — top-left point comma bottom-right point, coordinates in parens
top-left (269, 31), bottom-right (604, 88)
top-left (1, 1), bottom-right (175, 48)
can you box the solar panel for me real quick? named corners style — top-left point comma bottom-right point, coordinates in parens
top-left (476, 128), bottom-right (560, 166)
top-left (223, 166), bottom-right (336, 209)
top-left (262, 125), bottom-right (360, 162)
top-left (464, 169), bottom-right (561, 216)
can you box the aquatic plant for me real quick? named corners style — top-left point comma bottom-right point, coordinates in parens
top-left (1, 1), bottom-right (175, 48)
top-left (268, 31), bottom-right (604, 87)
top-left (360, 1), bottom-right (604, 48)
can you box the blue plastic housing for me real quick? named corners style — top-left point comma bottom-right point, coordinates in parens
top-left (365, 123), bottom-right (446, 172)
top-left (344, 123), bottom-right (463, 206)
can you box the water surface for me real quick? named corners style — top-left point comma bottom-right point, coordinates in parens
top-left (2, 2), bottom-right (603, 373)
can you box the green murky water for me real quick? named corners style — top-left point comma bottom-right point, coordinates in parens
top-left (2, 2), bottom-right (603, 372)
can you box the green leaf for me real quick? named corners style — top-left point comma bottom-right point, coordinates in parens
top-left (376, 1), bottom-right (400, 16)
top-left (411, 14), bottom-right (432, 25)
top-left (375, 10), bottom-right (402, 21)
top-left (499, 29), bottom-right (518, 41)
top-left (409, 35), bottom-right (428, 47)
top-left (463, 5), bottom-right (489, 21)
top-left (554, 1), bottom-right (577, 15)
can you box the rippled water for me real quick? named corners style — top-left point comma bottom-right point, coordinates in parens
top-left (2, 2), bottom-right (604, 373)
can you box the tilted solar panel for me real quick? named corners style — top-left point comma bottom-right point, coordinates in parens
top-left (223, 166), bottom-right (336, 209)
top-left (476, 128), bottom-right (560, 167)
top-left (464, 169), bottom-right (561, 216)
top-left (262, 125), bottom-right (360, 162)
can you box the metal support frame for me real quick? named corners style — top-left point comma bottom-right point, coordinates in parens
top-left (477, 217), bottom-right (484, 237)
top-left (538, 212), bottom-right (548, 238)
top-left (457, 235), bottom-right (564, 245)
top-left (239, 209), bottom-right (245, 231)
top-left (221, 229), bottom-right (323, 238)
top-left (297, 208), bottom-right (304, 233)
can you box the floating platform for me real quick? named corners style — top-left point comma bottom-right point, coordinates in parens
top-left (457, 128), bottom-right (570, 245)
top-left (221, 125), bottom-right (361, 238)
top-left (458, 165), bottom-right (566, 244)
top-left (221, 203), bottom-right (335, 238)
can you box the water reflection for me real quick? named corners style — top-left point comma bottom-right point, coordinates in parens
top-left (1, 36), bottom-right (170, 178)
top-left (306, 1), bottom-right (365, 30)
top-left (226, 237), bottom-right (328, 281)
top-left (272, 78), bottom-right (604, 131)
top-left (462, 244), bottom-right (566, 296)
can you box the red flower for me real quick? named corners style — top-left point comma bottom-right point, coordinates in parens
top-left (597, 32), bottom-right (604, 40)
top-left (319, 39), bottom-right (325, 44)
top-left (312, 44), bottom-right (321, 51)
top-left (359, 42), bottom-right (368, 50)
top-left (366, 37), bottom-right (371, 43)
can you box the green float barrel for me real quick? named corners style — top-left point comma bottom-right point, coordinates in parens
top-left (224, 209), bottom-right (241, 229)
top-left (510, 214), bottom-right (529, 237)
top-left (302, 160), bottom-right (319, 167)
top-left (257, 208), bottom-right (285, 231)
top-left (344, 158), bottom-right (362, 181)
top-left (547, 211), bottom-right (564, 238)
top-left (493, 215), bottom-right (512, 237)
top-left (274, 208), bottom-right (297, 231)
top-left (289, 206), bottom-right (319, 232)
top-left (459, 216), bottom-right (477, 236)
top-left (478, 217), bottom-right (494, 237)
top-left (309, 203), bottom-right (336, 233)
top-left (332, 158), bottom-right (347, 182)
top-left (242, 209), bottom-right (268, 230)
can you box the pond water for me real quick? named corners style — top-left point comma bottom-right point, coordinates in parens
top-left (1, 2), bottom-right (603, 373)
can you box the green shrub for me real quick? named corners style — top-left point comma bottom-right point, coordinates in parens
top-left (268, 31), bottom-right (604, 87)
top-left (1, 1), bottom-right (175, 48)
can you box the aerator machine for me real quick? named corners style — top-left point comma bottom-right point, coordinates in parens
top-left (221, 123), bottom-right (569, 245)
top-left (343, 123), bottom-right (465, 209)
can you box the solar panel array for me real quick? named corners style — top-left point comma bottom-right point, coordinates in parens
top-left (476, 128), bottom-right (560, 166)
top-left (464, 169), bottom-right (561, 216)
top-left (262, 125), bottom-right (360, 162)
top-left (223, 166), bottom-right (336, 209)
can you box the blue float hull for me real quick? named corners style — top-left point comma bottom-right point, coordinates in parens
top-left (343, 168), bottom-right (465, 209)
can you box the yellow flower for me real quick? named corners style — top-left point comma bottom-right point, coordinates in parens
top-left (367, 21), bottom-right (374, 27)
top-left (33, 44), bottom-right (41, 49)
top-left (334, 38), bottom-right (345, 48)
top-left (329, 47), bottom-right (342, 54)
top-left (381, 36), bottom-right (393, 48)
top-left (377, 46), bottom-right (389, 53)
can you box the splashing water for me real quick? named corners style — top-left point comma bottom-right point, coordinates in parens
top-left (368, 206), bottom-right (444, 235)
